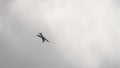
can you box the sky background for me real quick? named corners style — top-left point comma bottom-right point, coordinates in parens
top-left (0, 0), bottom-right (120, 68)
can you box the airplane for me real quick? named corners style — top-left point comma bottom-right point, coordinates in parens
top-left (36, 33), bottom-right (49, 43)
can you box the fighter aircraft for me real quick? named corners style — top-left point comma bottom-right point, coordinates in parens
top-left (36, 33), bottom-right (49, 43)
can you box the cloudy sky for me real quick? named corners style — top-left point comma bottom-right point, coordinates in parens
top-left (0, 0), bottom-right (120, 68)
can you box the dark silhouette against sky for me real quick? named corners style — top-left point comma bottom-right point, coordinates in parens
top-left (37, 33), bottom-right (49, 43)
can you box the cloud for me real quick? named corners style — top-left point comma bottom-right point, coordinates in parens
top-left (0, 0), bottom-right (73, 68)
top-left (0, 0), bottom-right (120, 68)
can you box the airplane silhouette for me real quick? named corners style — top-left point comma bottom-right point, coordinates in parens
top-left (36, 33), bottom-right (49, 43)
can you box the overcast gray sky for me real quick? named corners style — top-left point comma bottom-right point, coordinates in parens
top-left (0, 0), bottom-right (120, 68)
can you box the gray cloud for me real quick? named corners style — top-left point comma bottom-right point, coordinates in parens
top-left (0, 0), bottom-right (120, 68)
top-left (0, 0), bottom-right (73, 68)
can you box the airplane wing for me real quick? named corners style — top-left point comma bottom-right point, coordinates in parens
top-left (37, 35), bottom-right (40, 37)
